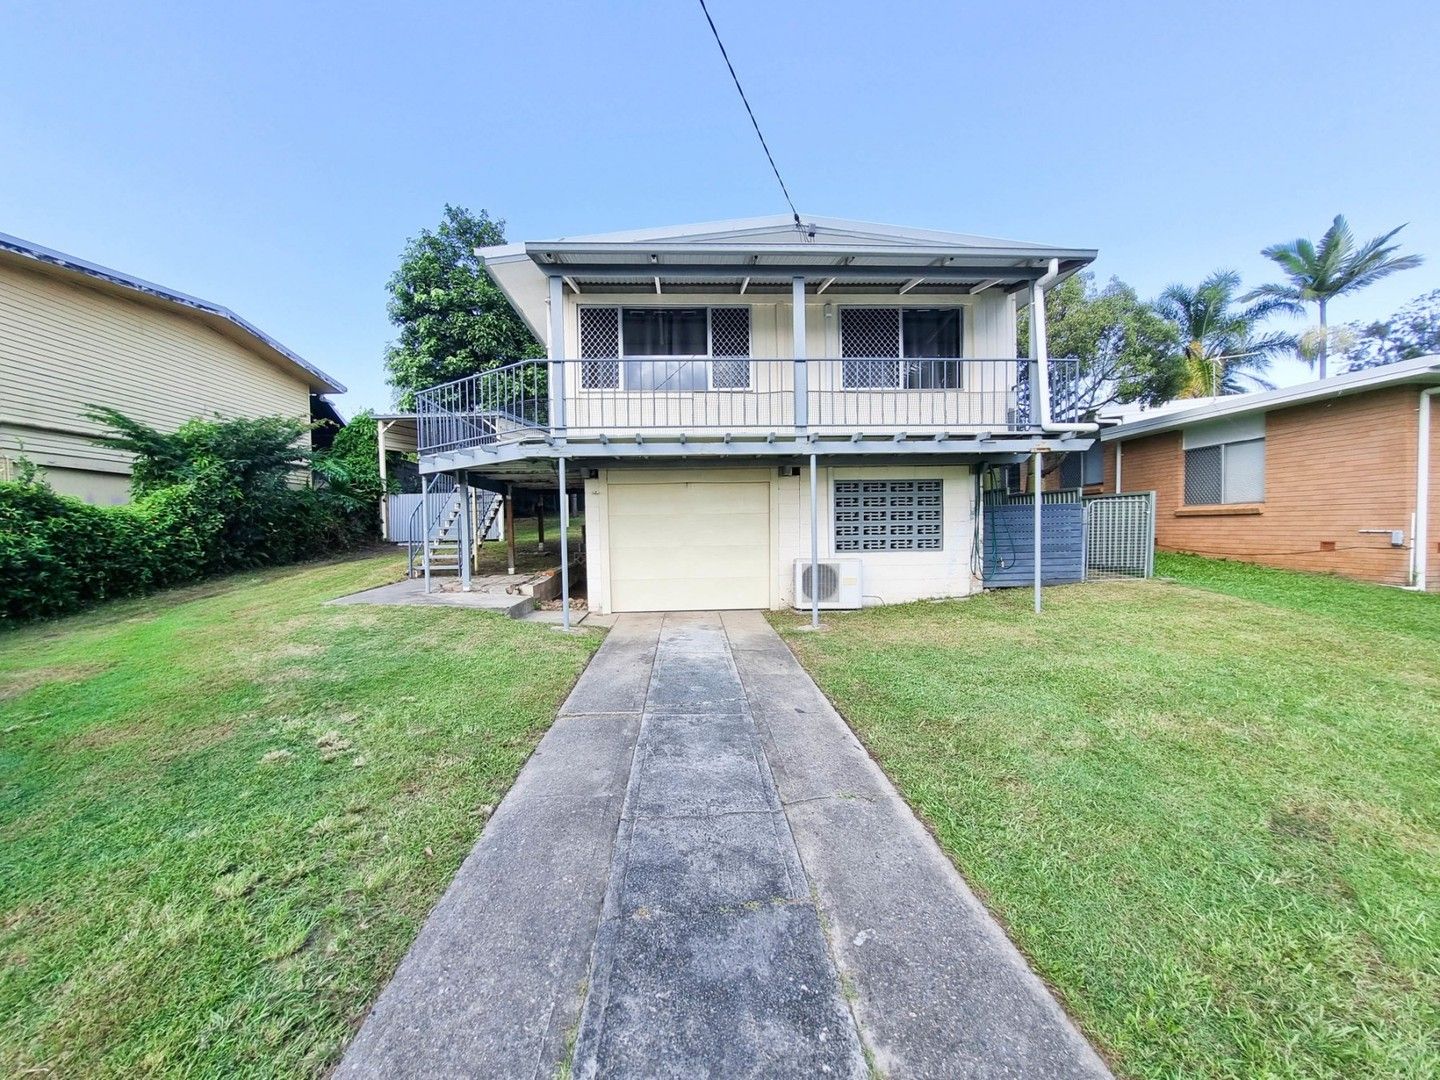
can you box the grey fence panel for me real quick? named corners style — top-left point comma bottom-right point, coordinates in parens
top-left (984, 487), bottom-right (1083, 506)
top-left (1083, 492), bottom-right (1155, 579)
top-left (386, 493), bottom-right (503, 544)
top-left (982, 503), bottom-right (1086, 587)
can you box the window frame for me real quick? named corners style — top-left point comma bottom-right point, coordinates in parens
top-left (837, 305), bottom-right (966, 391)
top-left (576, 304), bottom-right (752, 393)
top-left (832, 477), bottom-right (945, 553)
top-left (1183, 435), bottom-right (1266, 506)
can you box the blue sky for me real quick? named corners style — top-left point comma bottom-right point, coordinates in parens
top-left (4, 0), bottom-right (1438, 413)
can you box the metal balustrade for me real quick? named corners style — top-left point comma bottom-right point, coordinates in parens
top-left (415, 357), bottom-right (1082, 455)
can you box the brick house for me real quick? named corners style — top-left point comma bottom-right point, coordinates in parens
top-left (1093, 356), bottom-right (1440, 589)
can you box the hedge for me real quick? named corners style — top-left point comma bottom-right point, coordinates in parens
top-left (0, 475), bottom-right (367, 625)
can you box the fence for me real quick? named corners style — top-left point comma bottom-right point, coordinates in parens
top-left (982, 503), bottom-right (1087, 587)
top-left (385, 491), bottom-right (503, 544)
top-left (981, 487), bottom-right (1154, 585)
top-left (1083, 491), bottom-right (1155, 579)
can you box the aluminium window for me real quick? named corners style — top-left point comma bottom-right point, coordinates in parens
top-left (1059, 445), bottom-right (1104, 488)
top-left (1183, 437), bottom-right (1265, 504)
top-left (577, 306), bottom-right (751, 390)
top-left (839, 307), bottom-right (964, 389)
top-left (833, 479), bottom-right (943, 552)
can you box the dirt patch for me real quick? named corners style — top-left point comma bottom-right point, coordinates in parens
top-left (1268, 800), bottom-right (1335, 845)
top-left (0, 662), bottom-right (111, 703)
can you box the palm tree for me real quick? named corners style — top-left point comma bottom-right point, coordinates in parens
top-left (1154, 271), bottom-right (1297, 397)
top-left (1244, 215), bottom-right (1424, 378)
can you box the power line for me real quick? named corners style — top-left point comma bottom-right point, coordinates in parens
top-left (695, 0), bottom-right (802, 227)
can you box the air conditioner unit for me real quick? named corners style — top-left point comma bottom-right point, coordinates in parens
top-left (793, 558), bottom-right (863, 610)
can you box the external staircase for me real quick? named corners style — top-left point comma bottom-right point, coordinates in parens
top-left (405, 476), bottom-right (505, 590)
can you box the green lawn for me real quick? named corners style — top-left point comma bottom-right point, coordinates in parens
top-left (0, 532), bottom-right (598, 1076)
top-left (772, 557), bottom-right (1440, 1079)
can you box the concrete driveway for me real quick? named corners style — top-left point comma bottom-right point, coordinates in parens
top-left (339, 611), bottom-right (1110, 1079)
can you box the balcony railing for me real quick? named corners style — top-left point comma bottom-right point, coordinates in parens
top-left (415, 357), bottom-right (1082, 456)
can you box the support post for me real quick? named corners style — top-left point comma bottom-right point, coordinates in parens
top-left (421, 474), bottom-right (433, 594)
top-left (377, 419), bottom-right (389, 541)
top-left (1033, 451), bottom-right (1043, 614)
top-left (457, 476), bottom-right (473, 593)
top-left (559, 458), bottom-right (571, 631)
top-left (505, 482), bottom-right (516, 576)
top-left (548, 274), bottom-right (567, 438)
top-left (537, 500), bottom-right (546, 553)
top-left (809, 453), bottom-right (820, 629)
top-left (792, 276), bottom-right (808, 433)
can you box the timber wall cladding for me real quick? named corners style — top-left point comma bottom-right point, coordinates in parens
top-left (1110, 385), bottom-right (1430, 586)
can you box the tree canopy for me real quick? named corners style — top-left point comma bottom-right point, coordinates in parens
top-left (1018, 272), bottom-right (1182, 415)
top-left (1245, 215), bottom-right (1424, 378)
top-left (1154, 271), bottom-right (1296, 397)
top-left (383, 206), bottom-right (541, 409)
top-left (1344, 290), bottom-right (1440, 371)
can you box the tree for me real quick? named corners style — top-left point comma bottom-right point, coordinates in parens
top-left (1153, 271), bottom-right (1297, 397)
top-left (1018, 272), bottom-right (1182, 415)
top-left (311, 410), bottom-right (384, 534)
top-left (383, 206), bottom-right (541, 409)
top-left (1244, 215), bottom-right (1424, 379)
top-left (1344, 289), bottom-right (1440, 370)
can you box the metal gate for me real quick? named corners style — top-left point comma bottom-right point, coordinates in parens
top-left (1083, 492), bottom-right (1155, 579)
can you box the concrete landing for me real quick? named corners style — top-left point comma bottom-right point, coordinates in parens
top-left (327, 575), bottom-right (535, 617)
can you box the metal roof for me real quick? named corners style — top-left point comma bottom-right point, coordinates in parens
top-left (0, 231), bottom-right (345, 394)
top-left (1101, 354), bottom-right (1440, 441)
top-left (479, 216), bottom-right (1096, 332)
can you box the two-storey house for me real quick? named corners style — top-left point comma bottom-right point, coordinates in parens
top-left (415, 216), bottom-right (1098, 621)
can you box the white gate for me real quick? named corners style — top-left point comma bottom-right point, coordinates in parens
top-left (1083, 492), bottom-right (1155, 579)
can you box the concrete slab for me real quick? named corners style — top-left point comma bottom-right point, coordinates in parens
top-left (341, 610), bottom-right (1110, 1080)
top-left (785, 795), bottom-right (1111, 1079)
top-left (628, 713), bottom-right (769, 818)
top-left (327, 575), bottom-right (534, 617)
top-left (576, 904), bottom-right (868, 1080)
top-left (643, 651), bottom-right (749, 714)
top-left (620, 812), bottom-right (807, 915)
top-left (560, 614), bottom-right (661, 716)
top-left (336, 711), bottom-right (640, 1079)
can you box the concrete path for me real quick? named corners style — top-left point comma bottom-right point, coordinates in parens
top-left (339, 612), bottom-right (1110, 1079)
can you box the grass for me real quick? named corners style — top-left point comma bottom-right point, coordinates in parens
top-left (0, 521), bottom-right (598, 1076)
top-left (770, 557), bottom-right (1440, 1079)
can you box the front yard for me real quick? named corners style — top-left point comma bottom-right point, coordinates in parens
top-left (773, 555), bottom-right (1440, 1078)
top-left (0, 538), bottom-right (597, 1075)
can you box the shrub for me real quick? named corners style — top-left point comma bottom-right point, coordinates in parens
top-left (1, 410), bottom-right (375, 625)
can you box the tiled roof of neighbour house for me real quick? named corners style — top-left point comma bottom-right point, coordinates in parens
top-left (1100, 355), bottom-right (1440, 441)
top-left (0, 231), bottom-right (345, 394)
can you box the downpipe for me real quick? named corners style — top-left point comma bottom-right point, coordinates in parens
top-left (1031, 258), bottom-right (1099, 437)
top-left (1403, 386), bottom-right (1438, 591)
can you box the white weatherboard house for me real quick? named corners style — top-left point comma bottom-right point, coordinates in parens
top-left (414, 216), bottom-right (1098, 619)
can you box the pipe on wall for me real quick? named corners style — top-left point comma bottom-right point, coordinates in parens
top-left (1412, 387), bottom-right (1438, 590)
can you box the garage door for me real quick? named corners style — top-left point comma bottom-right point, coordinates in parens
top-left (608, 481), bottom-right (770, 612)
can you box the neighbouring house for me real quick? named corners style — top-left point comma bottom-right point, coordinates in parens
top-left (411, 215), bottom-right (1099, 614)
top-left (1096, 355), bottom-right (1440, 589)
top-left (0, 232), bottom-right (345, 503)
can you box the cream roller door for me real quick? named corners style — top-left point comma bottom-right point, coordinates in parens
top-left (607, 481), bottom-right (770, 611)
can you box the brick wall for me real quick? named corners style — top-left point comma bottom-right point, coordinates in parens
top-left (1105, 385), bottom-right (1435, 587)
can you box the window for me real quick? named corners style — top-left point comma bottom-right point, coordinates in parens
top-left (834, 479), bottom-right (943, 552)
top-left (1182, 415), bottom-right (1265, 505)
top-left (840, 307), bottom-right (963, 389)
top-left (1060, 446), bottom-right (1104, 488)
top-left (577, 306), bottom-right (750, 390)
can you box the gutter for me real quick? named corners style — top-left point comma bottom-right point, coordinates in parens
top-left (1410, 387), bottom-right (1439, 590)
top-left (1031, 259), bottom-right (1099, 435)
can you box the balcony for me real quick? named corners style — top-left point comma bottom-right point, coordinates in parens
top-left (415, 357), bottom-right (1083, 466)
